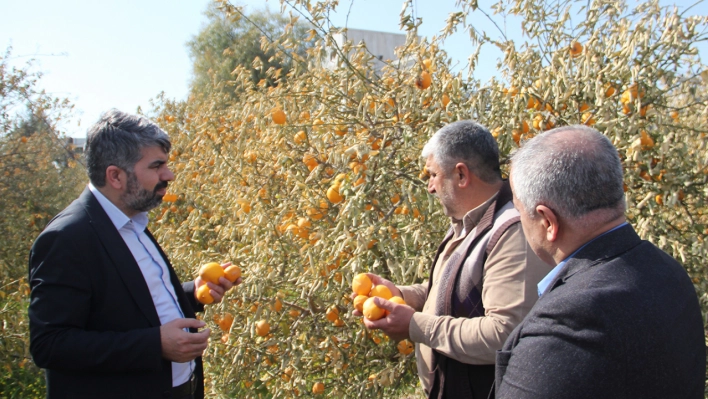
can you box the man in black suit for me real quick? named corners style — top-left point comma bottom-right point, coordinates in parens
top-left (495, 125), bottom-right (705, 398)
top-left (29, 109), bottom-right (238, 398)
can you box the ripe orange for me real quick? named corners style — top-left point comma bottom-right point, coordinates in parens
top-left (303, 153), bottom-right (319, 171)
top-left (326, 184), bottom-right (343, 204)
top-left (397, 339), bottom-right (414, 355)
top-left (293, 130), bottom-right (307, 145)
top-left (273, 298), bottom-right (283, 312)
top-left (196, 284), bottom-right (214, 304)
top-left (218, 312), bottom-right (234, 331)
top-left (224, 265), bottom-right (241, 283)
top-left (255, 319), bottom-right (270, 337)
top-left (370, 285), bottom-right (392, 300)
top-left (312, 382), bottom-right (325, 394)
top-left (352, 273), bottom-right (373, 296)
top-left (199, 262), bottom-right (225, 284)
top-left (581, 112), bottom-right (596, 126)
top-left (389, 296), bottom-right (406, 305)
top-left (416, 71), bottom-right (432, 89)
top-left (353, 295), bottom-right (368, 312)
top-left (640, 130), bottom-right (655, 150)
top-left (272, 108), bottom-right (287, 124)
top-left (569, 41), bottom-right (583, 57)
top-left (326, 305), bottom-right (339, 322)
top-left (441, 93), bottom-right (451, 108)
top-left (162, 193), bottom-right (178, 202)
top-left (362, 297), bottom-right (385, 321)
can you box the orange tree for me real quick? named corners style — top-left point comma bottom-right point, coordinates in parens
top-left (0, 49), bottom-right (85, 396)
top-left (152, 0), bottom-right (708, 397)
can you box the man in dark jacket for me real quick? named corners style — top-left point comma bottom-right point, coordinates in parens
top-left (29, 109), bottom-right (239, 398)
top-left (496, 125), bottom-right (705, 398)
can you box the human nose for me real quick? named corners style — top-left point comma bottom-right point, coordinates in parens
top-left (163, 166), bottom-right (175, 182)
top-left (427, 179), bottom-right (435, 194)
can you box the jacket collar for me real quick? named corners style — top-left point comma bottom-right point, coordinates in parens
top-left (79, 187), bottom-right (162, 327)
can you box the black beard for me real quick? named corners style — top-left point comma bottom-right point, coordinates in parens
top-left (122, 173), bottom-right (167, 213)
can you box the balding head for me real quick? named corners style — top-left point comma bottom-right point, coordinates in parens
top-left (510, 125), bottom-right (625, 223)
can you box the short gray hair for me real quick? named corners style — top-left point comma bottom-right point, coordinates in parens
top-left (511, 125), bottom-right (624, 220)
top-left (85, 109), bottom-right (171, 187)
top-left (421, 120), bottom-right (501, 184)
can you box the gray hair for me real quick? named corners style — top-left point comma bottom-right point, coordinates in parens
top-left (85, 109), bottom-right (171, 187)
top-left (421, 120), bottom-right (501, 184)
top-left (510, 125), bottom-right (625, 220)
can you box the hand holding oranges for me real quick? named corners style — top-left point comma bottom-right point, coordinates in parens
top-left (195, 261), bottom-right (242, 304)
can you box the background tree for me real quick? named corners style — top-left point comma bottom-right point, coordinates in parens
top-left (187, 3), bottom-right (312, 98)
top-left (0, 48), bottom-right (85, 397)
top-left (153, 0), bottom-right (708, 397)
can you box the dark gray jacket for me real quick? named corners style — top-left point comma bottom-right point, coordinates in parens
top-left (495, 224), bottom-right (705, 398)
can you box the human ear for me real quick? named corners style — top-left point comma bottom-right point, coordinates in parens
top-left (455, 162), bottom-right (471, 187)
top-left (535, 205), bottom-right (559, 242)
top-left (105, 165), bottom-right (126, 190)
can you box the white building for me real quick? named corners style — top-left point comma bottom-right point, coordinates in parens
top-left (325, 28), bottom-right (414, 72)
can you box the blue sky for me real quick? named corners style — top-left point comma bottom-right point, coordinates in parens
top-left (1, 1), bottom-right (705, 138)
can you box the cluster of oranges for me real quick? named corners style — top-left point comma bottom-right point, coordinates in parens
top-left (351, 273), bottom-right (415, 356)
top-left (196, 262), bottom-right (242, 304)
top-left (350, 274), bottom-right (406, 321)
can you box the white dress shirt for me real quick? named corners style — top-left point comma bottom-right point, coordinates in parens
top-left (89, 183), bottom-right (192, 387)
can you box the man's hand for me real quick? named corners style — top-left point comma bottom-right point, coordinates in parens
top-left (194, 262), bottom-right (241, 304)
top-left (351, 273), bottom-right (402, 316)
top-left (160, 318), bottom-right (209, 363)
top-left (362, 297), bottom-right (415, 341)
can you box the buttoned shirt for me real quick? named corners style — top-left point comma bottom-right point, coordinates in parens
top-left (398, 194), bottom-right (549, 392)
top-left (89, 184), bottom-right (192, 387)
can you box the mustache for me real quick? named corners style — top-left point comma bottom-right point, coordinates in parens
top-left (154, 181), bottom-right (168, 193)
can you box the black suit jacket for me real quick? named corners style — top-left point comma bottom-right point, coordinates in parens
top-left (29, 188), bottom-right (205, 398)
top-left (495, 224), bottom-right (705, 398)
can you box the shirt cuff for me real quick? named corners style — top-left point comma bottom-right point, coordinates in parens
top-left (409, 312), bottom-right (436, 345)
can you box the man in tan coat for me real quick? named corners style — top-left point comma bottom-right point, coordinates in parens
top-left (360, 120), bottom-right (549, 399)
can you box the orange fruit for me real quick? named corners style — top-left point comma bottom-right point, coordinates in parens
top-left (196, 284), bottom-right (214, 304)
top-left (293, 130), bottom-right (307, 145)
top-left (199, 262), bottom-right (225, 284)
top-left (326, 305), bottom-right (339, 322)
top-left (569, 41), bottom-right (583, 56)
top-left (370, 285), bottom-right (392, 300)
top-left (312, 382), bottom-right (325, 395)
top-left (272, 298), bottom-right (283, 312)
top-left (353, 295), bottom-right (368, 313)
top-left (255, 319), bottom-right (270, 337)
top-left (327, 184), bottom-right (343, 204)
top-left (303, 153), bottom-right (319, 171)
top-left (655, 194), bottom-right (663, 205)
top-left (397, 339), bottom-right (414, 355)
top-left (162, 193), bottom-right (178, 202)
top-left (441, 93), bottom-right (451, 108)
top-left (389, 296), bottom-right (406, 305)
top-left (218, 312), bottom-right (234, 331)
top-left (271, 108), bottom-right (287, 124)
top-left (578, 102), bottom-right (590, 112)
top-left (416, 71), bottom-right (432, 89)
top-left (640, 130), bottom-right (654, 150)
top-left (362, 297), bottom-right (385, 321)
top-left (224, 265), bottom-right (241, 283)
top-left (581, 112), bottom-right (596, 126)
top-left (352, 273), bottom-right (373, 296)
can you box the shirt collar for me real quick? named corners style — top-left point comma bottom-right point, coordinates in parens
top-left (537, 221), bottom-right (629, 297)
top-left (452, 191), bottom-right (499, 238)
top-left (88, 183), bottom-right (149, 232)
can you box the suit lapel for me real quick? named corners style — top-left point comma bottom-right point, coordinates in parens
top-left (80, 188), bottom-right (162, 327)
